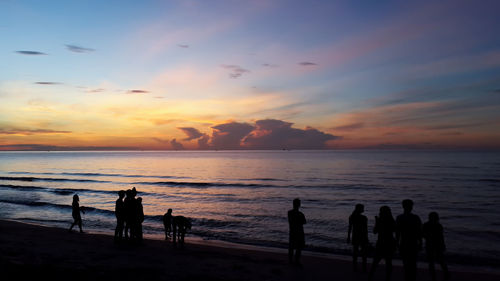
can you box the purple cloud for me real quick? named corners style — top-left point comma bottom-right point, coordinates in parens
top-left (221, 65), bottom-right (250, 78)
top-left (34, 82), bottom-right (61, 85)
top-left (178, 44), bottom-right (189, 48)
top-left (242, 119), bottom-right (338, 149)
top-left (178, 127), bottom-right (205, 141)
top-left (332, 122), bottom-right (364, 131)
top-left (170, 138), bottom-right (184, 150)
top-left (211, 122), bottom-right (255, 149)
top-left (298, 62), bottom-right (317, 66)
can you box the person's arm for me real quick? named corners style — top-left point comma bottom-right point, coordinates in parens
top-left (395, 216), bottom-right (401, 247)
top-left (373, 216), bottom-right (379, 234)
top-left (417, 217), bottom-right (423, 250)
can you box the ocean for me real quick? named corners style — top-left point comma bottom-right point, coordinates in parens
top-left (0, 150), bottom-right (499, 268)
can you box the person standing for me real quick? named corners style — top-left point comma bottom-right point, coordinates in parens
top-left (114, 190), bottom-right (126, 242)
top-left (423, 212), bottom-right (450, 281)
top-left (347, 203), bottom-right (369, 272)
top-left (163, 209), bottom-right (173, 240)
top-left (69, 194), bottom-right (85, 233)
top-left (288, 198), bottom-right (306, 266)
top-left (396, 199), bottom-right (422, 281)
top-left (368, 206), bottom-right (397, 281)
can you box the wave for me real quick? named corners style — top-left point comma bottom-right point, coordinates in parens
top-left (9, 171), bottom-right (190, 179)
top-left (0, 184), bottom-right (159, 197)
top-left (0, 176), bottom-right (110, 183)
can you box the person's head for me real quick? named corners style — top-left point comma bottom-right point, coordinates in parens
top-left (428, 212), bottom-right (439, 223)
top-left (126, 189), bottom-right (132, 198)
top-left (379, 205), bottom-right (393, 219)
top-left (354, 204), bottom-right (364, 214)
top-left (293, 198), bottom-right (301, 210)
top-left (118, 190), bottom-right (125, 198)
top-left (167, 208), bottom-right (172, 214)
top-left (402, 199), bottom-right (414, 213)
top-left (137, 197), bottom-right (142, 203)
top-left (132, 187), bottom-right (137, 197)
top-left (73, 194), bottom-right (79, 202)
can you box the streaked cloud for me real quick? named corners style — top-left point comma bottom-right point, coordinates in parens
top-left (177, 44), bottom-right (189, 48)
top-left (0, 128), bottom-right (71, 135)
top-left (65, 44), bottom-right (95, 53)
top-left (34, 82), bottom-right (61, 85)
top-left (127, 89), bottom-right (150, 94)
top-left (15, 51), bottom-right (47, 55)
top-left (298, 62), bottom-right (317, 66)
top-left (178, 127), bottom-right (205, 141)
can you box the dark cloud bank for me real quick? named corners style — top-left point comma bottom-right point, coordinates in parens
top-left (176, 119), bottom-right (339, 150)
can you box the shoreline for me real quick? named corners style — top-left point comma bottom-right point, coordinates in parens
top-left (9, 218), bottom-right (500, 275)
top-left (1, 219), bottom-right (498, 281)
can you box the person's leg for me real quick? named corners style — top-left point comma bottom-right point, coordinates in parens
top-left (295, 248), bottom-right (302, 265)
top-left (368, 255), bottom-right (381, 281)
top-left (361, 244), bottom-right (367, 272)
top-left (385, 257), bottom-right (393, 281)
top-left (352, 244), bottom-right (359, 271)
top-left (78, 218), bottom-right (83, 233)
top-left (437, 251), bottom-right (450, 280)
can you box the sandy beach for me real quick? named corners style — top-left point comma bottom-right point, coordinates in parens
top-left (0, 219), bottom-right (497, 281)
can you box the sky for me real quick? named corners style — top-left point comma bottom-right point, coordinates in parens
top-left (1, 0), bottom-right (500, 150)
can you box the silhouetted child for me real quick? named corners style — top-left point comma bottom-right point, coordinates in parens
top-left (163, 209), bottom-right (173, 240)
top-left (396, 199), bottom-right (422, 281)
top-left (69, 194), bottom-right (85, 233)
top-left (347, 203), bottom-right (369, 272)
top-left (288, 198), bottom-right (306, 266)
top-left (369, 206), bottom-right (397, 281)
top-left (423, 212), bottom-right (450, 281)
top-left (114, 190), bottom-right (125, 242)
top-left (136, 197), bottom-right (144, 241)
top-left (172, 215), bottom-right (191, 246)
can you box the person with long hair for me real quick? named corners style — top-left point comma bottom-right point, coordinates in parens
top-left (69, 194), bottom-right (85, 233)
top-left (368, 206), bottom-right (396, 281)
top-left (347, 203), bottom-right (369, 272)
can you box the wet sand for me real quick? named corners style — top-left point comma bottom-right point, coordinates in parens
top-left (0, 219), bottom-right (497, 281)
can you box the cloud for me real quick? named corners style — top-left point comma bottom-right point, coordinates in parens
top-left (262, 63), bottom-right (279, 68)
top-left (221, 65), bottom-right (250, 78)
top-left (0, 128), bottom-right (71, 135)
top-left (170, 138), bottom-right (184, 150)
top-left (65, 44), bottom-right (95, 53)
top-left (177, 44), bottom-right (189, 48)
top-left (332, 122), bottom-right (364, 131)
top-left (178, 127), bottom-right (205, 141)
top-left (127, 89), bottom-right (150, 94)
top-left (242, 119), bottom-right (339, 149)
top-left (198, 135), bottom-right (210, 149)
top-left (211, 122), bottom-right (255, 149)
top-left (298, 62), bottom-right (317, 66)
top-left (86, 88), bottom-right (105, 93)
top-left (15, 51), bottom-right (47, 55)
top-left (0, 144), bottom-right (137, 151)
top-left (34, 82), bottom-right (61, 85)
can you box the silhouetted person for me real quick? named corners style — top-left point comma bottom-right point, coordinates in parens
top-left (136, 197), bottom-right (144, 241)
top-left (347, 203), bottom-right (369, 272)
top-left (396, 199), bottom-right (422, 281)
top-left (288, 198), bottom-right (306, 266)
top-left (123, 189), bottom-right (133, 239)
top-left (172, 215), bottom-right (191, 246)
top-left (114, 190), bottom-right (125, 242)
top-left (369, 206), bottom-right (397, 281)
top-left (423, 212), bottom-right (450, 281)
top-left (69, 194), bottom-right (85, 233)
top-left (163, 209), bottom-right (173, 240)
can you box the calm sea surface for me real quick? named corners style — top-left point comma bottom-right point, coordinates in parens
top-left (0, 151), bottom-right (499, 267)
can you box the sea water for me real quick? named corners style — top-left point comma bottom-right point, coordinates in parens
top-left (0, 150), bottom-right (499, 268)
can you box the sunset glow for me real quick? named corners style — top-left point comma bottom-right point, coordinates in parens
top-left (1, 0), bottom-right (499, 150)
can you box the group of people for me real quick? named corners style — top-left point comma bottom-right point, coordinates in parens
top-left (71, 192), bottom-right (449, 280)
top-left (346, 199), bottom-right (450, 281)
top-left (114, 187), bottom-right (144, 243)
top-left (162, 209), bottom-right (192, 245)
